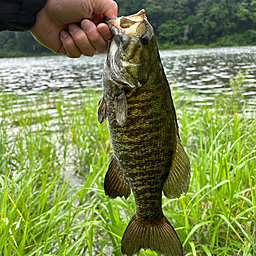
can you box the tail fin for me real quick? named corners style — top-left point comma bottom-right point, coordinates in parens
top-left (121, 214), bottom-right (183, 256)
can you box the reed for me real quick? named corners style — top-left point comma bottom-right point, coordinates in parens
top-left (0, 74), bottom-right (255, 255)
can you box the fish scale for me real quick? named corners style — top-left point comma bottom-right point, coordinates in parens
top-left (98, 9), bottom-right (191, 256)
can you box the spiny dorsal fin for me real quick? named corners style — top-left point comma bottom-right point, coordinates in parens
top-left (121, 214), bottom-right (183, 256)
top-left (104, 155), bottom-right (131, 199)
top-left (98, 97), bottom-right (107, 124)
top-left (163, 135), bottom-right (191, 199)
top-left (115, 90), bottom-right (127, 127)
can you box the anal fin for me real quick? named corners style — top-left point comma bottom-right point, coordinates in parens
top-left (98, 97), bottom-right (107, 124)
top-left (163, 135), bottom-right (191, 199)
top-left (104, 155), bottom-right (131, 199)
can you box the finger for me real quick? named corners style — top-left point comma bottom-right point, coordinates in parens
top-left (60, 30), bottom-right (81, 58)
top-left (97, 23), bottom-right (112, 41)
top-left (90, 15), bottom-right (102, 26)
top-left (81, 19), bottom-right (109, 54)
top-left (93, 0), bottom-right (118, 18)
top-left (68, 23), bottom-right (96, 57)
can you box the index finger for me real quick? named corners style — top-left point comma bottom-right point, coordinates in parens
top-left (93, 0), bottom-right (118, 19)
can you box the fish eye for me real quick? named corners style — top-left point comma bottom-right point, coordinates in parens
top-left (140, 34), bottom-right (150, 44)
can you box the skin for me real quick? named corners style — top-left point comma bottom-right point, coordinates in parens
top-left (29, 0), bottom-right (118, 58)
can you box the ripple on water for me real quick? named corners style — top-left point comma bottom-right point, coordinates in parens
top-left (0, 46), bottom-right (256, 105)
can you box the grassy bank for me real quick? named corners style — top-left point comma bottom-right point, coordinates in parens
top-left (0, 79), bottom-right (255, 255)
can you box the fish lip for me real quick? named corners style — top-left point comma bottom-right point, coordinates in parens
top-left (103, 16), bottom-right (120, 37)
top-left (104, 17), bottom-right (122, 48)
top-left (103, 16), bottom-right (111, 24)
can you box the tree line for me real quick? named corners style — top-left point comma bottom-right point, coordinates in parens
top-left (0, 31), bottom-right (51, 57)
top-left (117, 0), bottom-right (256, 47)
top-left (1, 0), bottom-right (256, 57)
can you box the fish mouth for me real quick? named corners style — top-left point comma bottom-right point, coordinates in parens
top-left (103, 16), bottom-right (117, 34)
top-left (104, 17), bottom-right (127, 85)
top-left (103, 16), bottom-right (123, 47)
top-left (104, 10), bottom-right (148, 88)
top-left (104, 9), bottom-right (147, 46)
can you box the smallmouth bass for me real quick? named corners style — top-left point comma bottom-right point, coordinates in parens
top-left (98, 9), bottom-right (190, 256)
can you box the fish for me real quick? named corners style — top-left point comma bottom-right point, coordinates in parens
top-left (98, 9), bottom-right (191, 256)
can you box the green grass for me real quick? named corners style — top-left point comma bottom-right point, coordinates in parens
top-left (0, 73), bottom-right (255, 255)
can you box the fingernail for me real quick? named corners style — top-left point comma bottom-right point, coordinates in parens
top-left (82, 20), bottom-right (93, 33)
top-left (60, 30), bottom-right (69, 39)
top-left (69, 24), bottom-right (79, 33)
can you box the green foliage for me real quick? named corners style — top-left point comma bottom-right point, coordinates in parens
top-left (217, 70), bottom-right (249, 114)
top-left (117, 0), bottom-right (256, 47)
top-left (157, 20), bottom-right (184, 45)
top-left (0, 31), bottom-right (52, 57)
top-left (0, 71), bottom-right (255, 255)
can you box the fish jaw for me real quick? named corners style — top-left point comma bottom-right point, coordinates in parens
top-left (104, 9), bottom-right (156, 89)
top-left (104, 9), bottom-right (148, 37)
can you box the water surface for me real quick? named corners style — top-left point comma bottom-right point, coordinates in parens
top-left (0, 46), bottom-right (256, 106)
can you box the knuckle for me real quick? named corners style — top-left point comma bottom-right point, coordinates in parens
top-left (96, 44), bottom-right (108, 54)
top-left (67, 50), bottom-right (81, 58)
top-left (73, 32), bottom-right (86, 44)
top-left (81, 45), bottom-right (95, 56)
top-left (83, 48), bottom-right (95, 57)
top-left (71, 53), bottom-right (81, 58)
top-left (56, 48), bottom-right (66, 55)
top-left (63, 38), bottom-right (74, 48)
top-left (87, 33), bottom-right (100, 44)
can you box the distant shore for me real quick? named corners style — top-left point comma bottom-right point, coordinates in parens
top-left (1, 42), bottom-right (256, 58)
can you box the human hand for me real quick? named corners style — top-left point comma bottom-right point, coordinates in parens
top-left (29, 0), bottom-right (117, 58)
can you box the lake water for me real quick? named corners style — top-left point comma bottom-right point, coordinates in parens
top-left (0, 46), bottom-right (256, 108)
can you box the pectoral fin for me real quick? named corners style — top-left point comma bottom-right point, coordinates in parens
top-left (115, 90), bottom-right (128, 127)
top-left (163, 136), bottom-right (191, 199)
top-left (104, 155), bottom-right (131, 199)
top-left (97, 97), bottom-right (107, 124)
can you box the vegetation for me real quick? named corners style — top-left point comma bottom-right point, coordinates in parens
top-left (117, 0), bottom-right (256, 48)
top-left (1, 0), bottom-right (256, 57)
top-left (0, 31), bottom-right (52, 58)
top-left (0, 72), bottom-right (255, 255)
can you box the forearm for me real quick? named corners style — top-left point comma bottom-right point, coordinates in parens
top-left (0, 0), bottom-right (47, 31)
